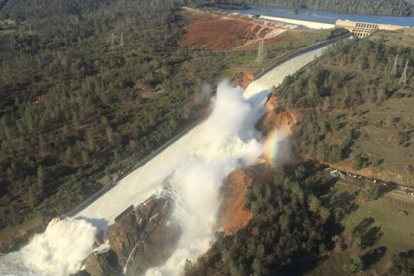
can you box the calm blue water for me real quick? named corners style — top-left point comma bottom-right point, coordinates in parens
top-left (230, 4), bottom-right (414, 27)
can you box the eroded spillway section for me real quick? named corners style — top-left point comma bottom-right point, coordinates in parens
top-left (74, 45), bottom-right (330, 225)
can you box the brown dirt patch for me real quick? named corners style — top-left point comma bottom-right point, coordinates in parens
top-left (218, 170), bottom-right (253, 235)
top-left (231, 70), bottom-right (255, 89)
top-left (180, 17), bottom-right (252, 50)
top-left (179, 10), bottom-right (291, 51)
top-left (257, 96), bottom-right (298, 137)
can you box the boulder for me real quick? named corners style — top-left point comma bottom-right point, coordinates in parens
top-left (107, 196), bottom-right (181, 276)
top-left (85, 249), bottom-right (122, 276)
top-left (107, 211), bottom-right (140, 266)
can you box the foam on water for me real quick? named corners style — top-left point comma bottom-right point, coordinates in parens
top-left (0, 218), bottom-right (97, 276)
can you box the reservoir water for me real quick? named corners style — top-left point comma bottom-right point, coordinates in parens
top-left (230, 4), bottom-right (414, 27)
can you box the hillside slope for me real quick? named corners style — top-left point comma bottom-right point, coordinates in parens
top-left (274, 31), bottom-right (414, 185)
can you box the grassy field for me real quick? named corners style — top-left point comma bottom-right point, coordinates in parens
top-left (307, 180), bottom-right (414, 275)
top-left (224, 29), bottom-right (335, 80)
top-left (371, 29), bottom-right (414, 48)
top-left (227, 52), bottom-right (256, 70)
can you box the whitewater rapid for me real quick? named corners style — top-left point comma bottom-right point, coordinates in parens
top-left (0, 46), bottom-right (329, 276)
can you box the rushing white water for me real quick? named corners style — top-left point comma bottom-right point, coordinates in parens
top-left (0, 46), bottom-right (329, 276)
top-left (0, 80), bottom-right (267, 276)
top-left (145, 80), bottom-right (265, 276)
top-left (0, 218), bottom-right (97, 276)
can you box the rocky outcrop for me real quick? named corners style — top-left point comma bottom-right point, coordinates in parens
top-left (232, 70), bottom-right (255, 89)
top-left (85, 249), bottom-right (122, 276)
top-left (218, 170), bottom-right (254, 235)
top-left (106, 196), bottom-right (180, 276)
top-left (107, 211), bottom-right (140, 266)
top-left (256, 96), bottom-right (298, 164)
top-left (256, 96), bottom-right (297, 138)
top-left (124, 213), bottom-right (180, 276)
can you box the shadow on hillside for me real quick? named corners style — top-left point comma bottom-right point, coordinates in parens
top-left (353, 217), bottom-right (383, 249)
top-left (363, 246), bottom-right (387, 269)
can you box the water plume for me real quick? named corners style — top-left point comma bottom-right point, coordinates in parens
top-left (1, 80), bottom-right (269, 276)
top-left (0, 218), bottom-right (97, 276)
top-left (146, 80), bottom-right (267, 275)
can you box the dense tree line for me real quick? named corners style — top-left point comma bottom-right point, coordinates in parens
top-left (0, 0), bottom-right (227, 237)
top-left (272, 38), bottom-right (414, 167)
top-left (244, 0), bottom-right (414, 17)
top-left (185, 164), bottom-right (334, 276)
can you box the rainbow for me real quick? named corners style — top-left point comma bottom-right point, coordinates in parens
top-left (264, 130), bottom-right (281, 167)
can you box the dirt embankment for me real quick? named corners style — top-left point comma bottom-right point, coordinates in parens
top-left (218, 170), bottom-right (253, 235)
top-left (257, 96), bottom-right (297, 138)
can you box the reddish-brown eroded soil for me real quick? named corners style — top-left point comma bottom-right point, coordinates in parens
top-left (258, 96), bottom-right (297, 137)
top-left (180, 17), bottom-right (252, 50)
top-left (231, 70), bottom-right (255, 89)
top-left (179, 11), bottom-right (289, 51)
top-left (218, 170), bottom-right (253, 235)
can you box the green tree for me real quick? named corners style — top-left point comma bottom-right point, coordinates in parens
top-left (183, 259), bottom-right (195, 276)
top-left (81, 150), bottom-right (90, 164)
top-left (37, 166), bottom-right (45, 196)
top-left (345, 254), bottom-right (364, 274)
top-left (360, 184), bottom-right (380, 202)
top-left (257, 243), bottom-right (265, 258)
top-left (352, 233), bottom-right (362, 250)
top-left (251, 257), bottom-right (263, 276)
top-left (308, 195), bottom-right (321, 213)
top-left (101, 115), bottom-right (109, 126)
top-left (352, 154), bottom-right (369, 170)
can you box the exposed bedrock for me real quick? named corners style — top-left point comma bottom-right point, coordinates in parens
top-left (83, 196), bottom-right (180, 276)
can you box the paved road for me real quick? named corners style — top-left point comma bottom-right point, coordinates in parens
top-left (74, 45), bottom-right (332, 228)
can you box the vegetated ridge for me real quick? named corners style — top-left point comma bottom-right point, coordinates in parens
top-left (276, 32), bottom-right (414, 186)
